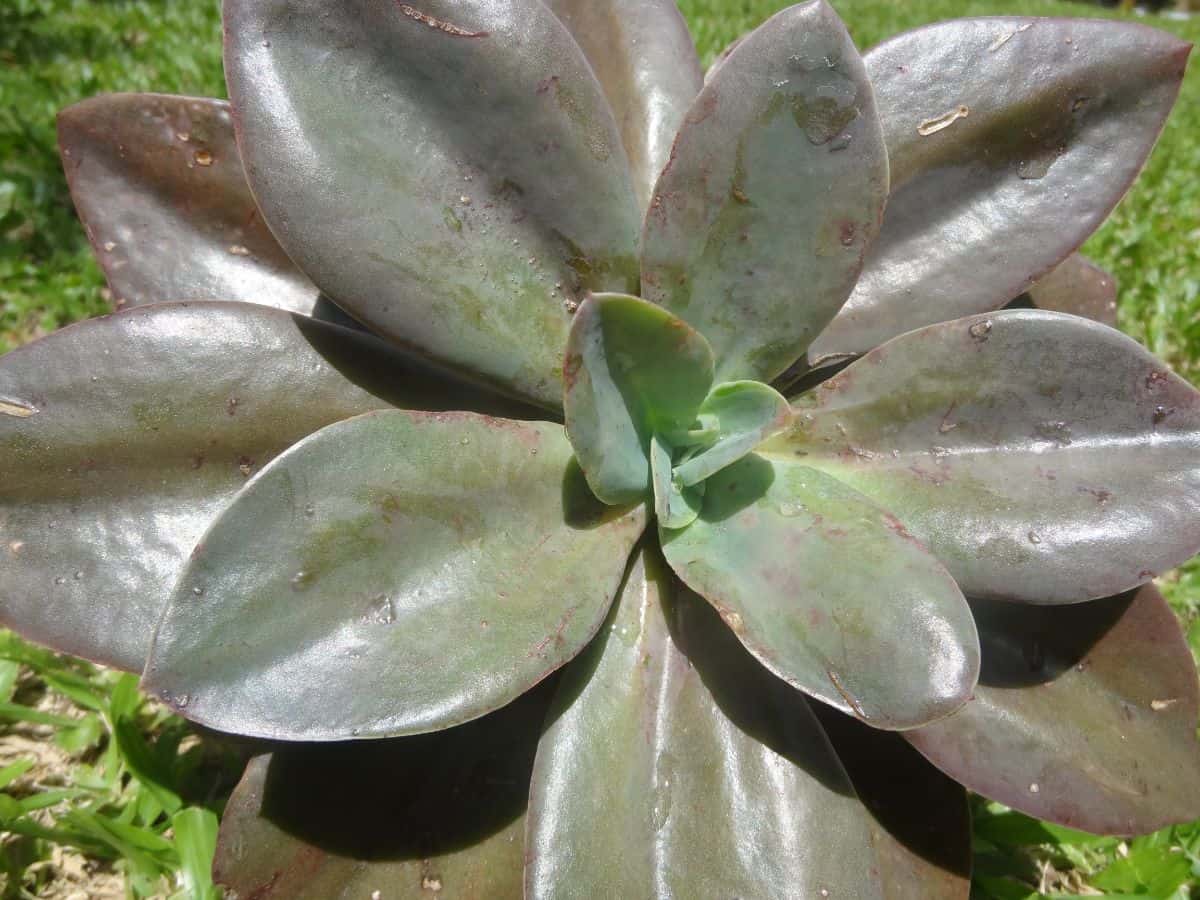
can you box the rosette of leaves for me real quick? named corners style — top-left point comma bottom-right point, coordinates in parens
top-left (3, 0), bottom-right (1199, 895)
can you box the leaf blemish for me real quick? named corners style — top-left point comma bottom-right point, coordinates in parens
top-left (396, 3), bottom-right (489, 38)
top-left (1153, 405), bottom-right (1175, 425)
top-left (987, 30), bottom-right (1016, 52)
top-left (917, 105), bottom-right (969, 136)
top-left (968, 319), bottom-right (992, 342)
top-left (0, 398), bottom-right (38, 418)
top-left (827, 668), bottom-right (866, 718)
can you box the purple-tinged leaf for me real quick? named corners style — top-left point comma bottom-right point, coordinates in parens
top-left (908, 584), bottom-right (1200, 835)
top-left (810, 17), bottom-right (1189, 363)
top-left (213, 681), bottom-right (552, 899)
top-left (770, 310), bottom-right (1200, 603)
top-left (57, 94), bottom-right (318, 314)
top-left (0, 302), bottom-right (503, 672)
top-left (814, 706), bottom-right (971, 900)
top-left (1026, 253), bottom-right (1118, 326)
top-left (660, 457), bottom-right (978, 729)
top-left (224, 0), bottom-right (641, 409)
top-left (145, 410), bottom-right (645, 740)
top-left (641, 0), bottom-right (888, 383)
top-left (544, 0), bottom-right (703, 209)
top-left (526, 546), bottom-right (888, 898)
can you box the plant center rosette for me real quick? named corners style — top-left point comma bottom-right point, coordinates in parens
top-left (2, 0), bottom-right (1198, 896)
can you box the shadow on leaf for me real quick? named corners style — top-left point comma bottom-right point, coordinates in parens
top-left (971, 591), bottom-right (1132, 689)
top-left (692, 453), bottom-right (775, 524)
top-left (252, 678), bottom-right (554, 861)
top-left (665, 574), bottom-right (855, 798)
top-left (813, 703), bottom-right (972, 888)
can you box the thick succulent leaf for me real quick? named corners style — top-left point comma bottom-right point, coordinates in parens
top-left (544, 0), bottom-right (703, 209)
top-left (673, 380), bottom-right (791, 486)
top-left (1026, 253), bottom-right (1118, 326)
top-left (526, 546), bottom-right (887, 899)
top-left (640, 0), bottom-right (888, 383)
top-left (659, 456), bottom-right (978, 729)
top-left (771, 310), bottom-right (1200, 602)
top-left (563, 293), bottom-right (714, 504)
top-left (145, 410), bottom-right (645, 740)
top-left (810, 17), bottom-right (1189, 363)
top-left (224, 0), bottom-right (641, 409)
top-left (650, 435), bottom-right (701, 530)
top-left (814, 706), bottom-right (972, 900)
top-left (57, 94), bottom-right (318, 314)
top-left (908, 584), bottom-right (1200, 834)
top-left (0, 302), bottom-right (503, 672)
top-left (213, 681), bottom-right (552, 900)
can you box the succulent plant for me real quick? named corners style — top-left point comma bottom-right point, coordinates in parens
top-left (2, 0), bottom-right (1199, 895)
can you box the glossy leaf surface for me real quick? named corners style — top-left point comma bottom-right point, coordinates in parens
top-left (527, 547), bottom-right (887, 899)
top-left (673, 380), bottom-right (791, 486)
top-left (146, 410), bottom-right (645, 740)
top-left (660, 457), bottom-right (978, 728)
top-left (563, 293), bottom-right (714, 504)
top-left (810, 17), bottom-right (1189, 363)
top-left (641, 0), bottom-right (888, 382)
top-left (213, 682), bottom-right (552, 899)
top-left (0, 302), bottom-right (493, 672)
top-left (224, 0), bottom-right (640, 408)
top-left (1026, 253), bottom-right (1118, 326)
top-left (58, 94), bottom-right (318, 313)
top-left (814, 706), bottom-right (972, 900)
top-left (544, 0), bottom-right (703, 209)
top-left (772, 310), bottom-right (1200, 602)
top-left (909, 585), bottom-right (1200, 835)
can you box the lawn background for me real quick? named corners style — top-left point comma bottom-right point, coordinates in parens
top-left (0, 0), bottom-right (1198, 896)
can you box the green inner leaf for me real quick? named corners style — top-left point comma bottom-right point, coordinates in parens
top-left (650, 434), bottom-right (703, 530)
top-left (673, 380), bottom-right (791, 487)
top-left (564, 293), bottom-right (714, 504)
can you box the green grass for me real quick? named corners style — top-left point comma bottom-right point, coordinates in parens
top-left (2, 0), bottom-right (1199, 897)
top-left (0, 0), bottom-right (224, 350)
top-left (0, 633), bottom-right (236, 898)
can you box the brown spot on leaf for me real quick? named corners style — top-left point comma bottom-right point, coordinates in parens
top-left (968, 319), bottom-right (992, 342)
top-left (562, 352), bottom-right (582, 391)
top-left (686, 90), bottom-right (719, 126)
